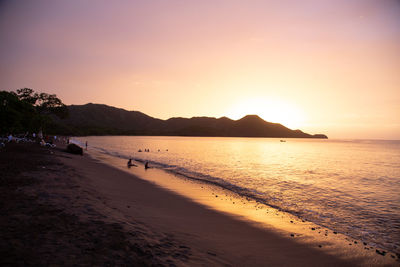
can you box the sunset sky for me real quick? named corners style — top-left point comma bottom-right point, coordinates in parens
top-left (0, 0), bottom-right (399, 139)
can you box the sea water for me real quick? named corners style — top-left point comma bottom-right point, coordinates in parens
top-left (72, 136), bottom-right (400, 253)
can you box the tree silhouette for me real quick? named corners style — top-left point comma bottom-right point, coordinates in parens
top-left (36, 92), bottom-right (68, 119)
top-left (0, 88), bottom-right (68, 134)
top-left (15, 88), bottom-right (37, 105)
top-left (0, 91), bottom-right (38, 133)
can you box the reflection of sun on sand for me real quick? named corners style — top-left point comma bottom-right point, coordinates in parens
top-left (79, 149), bottom-right (398, 266)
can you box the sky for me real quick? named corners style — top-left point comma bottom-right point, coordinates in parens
top-left (0, 0), bottom-right (399, 139)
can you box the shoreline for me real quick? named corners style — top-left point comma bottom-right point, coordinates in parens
top-left (87, 148), bottom-right (399, 265)
top-left (73, 135), bottom-right (400, 255)
top-left (88, 145), bottom-right (400, 258)
top-left (1, 142), bottom-right (398, 265)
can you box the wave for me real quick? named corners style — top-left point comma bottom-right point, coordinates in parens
top-left (87, 143), bottom-right (299, 216)
top-left (72, 137), bottom-right (400, 255)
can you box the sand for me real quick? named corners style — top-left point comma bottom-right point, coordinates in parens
top-left (1, 142), bottom-right (398, 266)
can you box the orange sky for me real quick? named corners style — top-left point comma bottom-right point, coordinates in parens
top-left (0, 0), bottom-right (399, 139)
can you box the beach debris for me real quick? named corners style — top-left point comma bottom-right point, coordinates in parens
top-left (318, 245), bottom-right (322, 248)
top-left (207, 251), bottom-right (217, 256)
top-left (311, 228), bottom-right (315, 231)
top-left (290, 234), bottom-right (294, 237)
top-left (333, 231), bottom-right (337, 234)
top-left (67, 143), bottom-right (83, 155)
top-left (290, 220), bottom-right (293, 223)
top-left (363, 242), bottom-right (367, 245)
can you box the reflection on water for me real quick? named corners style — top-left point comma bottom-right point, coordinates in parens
top-left (74, 136), bottom-right (400, 253)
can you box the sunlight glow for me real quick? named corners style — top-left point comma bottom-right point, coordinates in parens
top-left (226, 98), bottom-right (306, 130)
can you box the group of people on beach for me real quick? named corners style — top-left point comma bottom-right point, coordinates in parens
top-left (127, 158), bottom-right (150, 170)
top-left (131, 147), bottom-right (168, 169)
top-left (1, 132), bottom-right (70, 148)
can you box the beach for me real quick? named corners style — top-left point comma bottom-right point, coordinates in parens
top-left (1, 142), bottom-right (398, 266)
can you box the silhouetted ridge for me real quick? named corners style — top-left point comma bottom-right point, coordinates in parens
top-left (238, 114), bottom-right (265, 122)
top-left (218, 116), bottom-right (233, 122)
top-left (54, 103), bottom-right (327, 138)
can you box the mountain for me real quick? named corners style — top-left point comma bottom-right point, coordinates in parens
top-left (51, 103), bottom-right (327, 138)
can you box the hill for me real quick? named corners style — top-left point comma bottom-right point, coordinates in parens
top-left (52, 103), bottom-right (327, 138)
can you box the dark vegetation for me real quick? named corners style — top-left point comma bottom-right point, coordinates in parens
top-left (1, 88), bottom-right (327, 138)
top-left (0, 88), bottom-right (67, 135)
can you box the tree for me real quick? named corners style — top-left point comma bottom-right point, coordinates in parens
top-left (0, 88), bottom-right (68, 134)
top-left (14, 88), bottom-right (68, 119)
top-left (15, 88), bottom-right (38, 105)
top-left (0, 91), bottom-right (39, 134)
top-left (36, 92), bottom-right (68, 119)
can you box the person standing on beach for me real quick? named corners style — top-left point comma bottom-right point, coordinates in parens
top-left (85, 141), bottom-right (88, 150)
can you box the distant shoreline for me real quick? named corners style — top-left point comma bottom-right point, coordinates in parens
top-left (52, 103), bottom-right (328, 138)
top-left (69, 133), bottom-right (328, 139)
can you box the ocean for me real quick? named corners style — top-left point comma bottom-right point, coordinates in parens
top-left (72, 136), bottom-right (400, 254)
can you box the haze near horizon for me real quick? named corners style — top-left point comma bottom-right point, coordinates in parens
top-left (0, 0), bottom-right (399, 139)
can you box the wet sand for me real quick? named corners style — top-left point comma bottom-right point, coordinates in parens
top-left (1, 143), bottom-right (398, 266)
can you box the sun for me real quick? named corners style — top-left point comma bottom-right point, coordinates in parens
top-left (226, 98), bottom-right (305, 129)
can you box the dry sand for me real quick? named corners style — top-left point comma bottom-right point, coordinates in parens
top-left (1, 142), bottom-right (398, 266)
